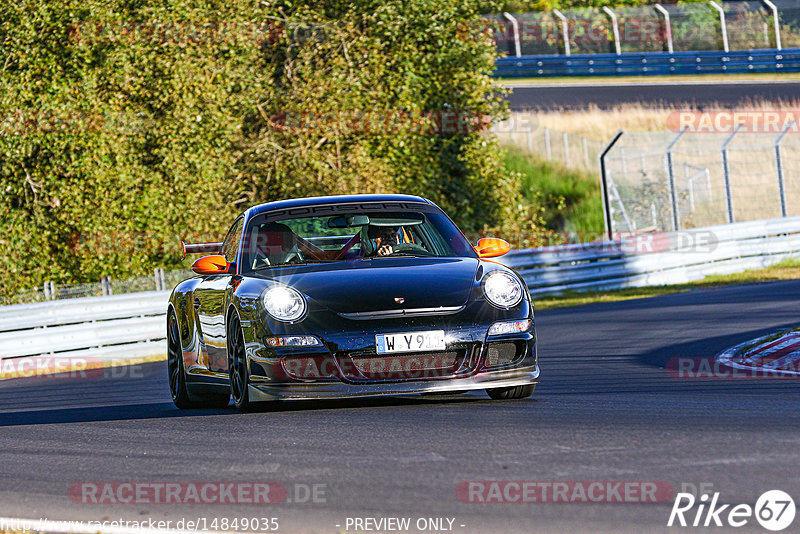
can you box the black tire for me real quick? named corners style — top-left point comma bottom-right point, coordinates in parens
top-left (486, 384), bottom-right (535, 400)
top-left (167, 309), bottom-right (229, 409)
top-left (228, 311), bottom-right (253, 412)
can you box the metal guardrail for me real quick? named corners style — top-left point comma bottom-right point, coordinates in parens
top-left (0, 291), bottom-right (169, 364)
top-left (494, 48), bottom-right (800, 77)
top-left (500, 216), bottom-right (800, 295)
top-left (2, 216), bottom-right (799, 368)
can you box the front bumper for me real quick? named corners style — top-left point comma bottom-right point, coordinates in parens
top-left (241, 299), bottom-right (538, 401)
top-left (246, 363), bottom-right (539, 401)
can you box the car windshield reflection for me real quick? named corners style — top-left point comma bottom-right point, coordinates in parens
top-left (241, 210), bottom-right (473, 272)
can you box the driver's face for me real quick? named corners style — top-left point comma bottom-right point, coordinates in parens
top-left (375, 230), bottom-right (398, 247)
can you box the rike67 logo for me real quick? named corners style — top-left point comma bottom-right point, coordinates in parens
top-left (668, 490), bottom-right (796, 531)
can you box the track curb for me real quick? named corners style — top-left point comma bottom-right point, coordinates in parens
top-left (717, 327), bottom-right (800, 376)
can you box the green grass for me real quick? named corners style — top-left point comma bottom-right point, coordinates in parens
top-left (535, 257), bottom-right (800, 310)
top-left (504, 146), bottom-right (603, 234)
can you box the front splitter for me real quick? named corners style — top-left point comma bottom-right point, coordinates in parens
top-left (246, 365), bottom-right (539, 401)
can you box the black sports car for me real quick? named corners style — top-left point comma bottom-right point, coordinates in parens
top-left (167, 194), bottom-right (539, 411)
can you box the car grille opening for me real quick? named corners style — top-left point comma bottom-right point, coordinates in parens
top-left (484, 342), bottom-right (521, 369)
top-left (281, 356), bottom-right (339, 381)
top-left (338, 350), bottom-right (465, 381)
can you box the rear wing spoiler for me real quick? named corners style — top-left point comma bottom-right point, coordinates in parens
top-left (181, 241), bottom-right (223, 259)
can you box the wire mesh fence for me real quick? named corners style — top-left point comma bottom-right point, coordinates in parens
top-left (1, 268), bottom-right (193, 306)
top-left (493, 111), bottom-right (800, 238)
top-left (776, 0), bottom-right (800, 48)
top-left (495, 0), bottom-right (795, 56)
top-left (602, 126), bottom-right (800, 236)
top-left (492, 112), bottom-right (605, 175)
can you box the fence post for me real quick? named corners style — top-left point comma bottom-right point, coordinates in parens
top-left (583, 137), bottom-right (590, 168)
top-left (525, 119), bottom-right (534, 154)
top-left (721, 124), bottom-right (742, 224)
top-left (599, 130), bottom-right (625, 241)
top-left (666, 127), bottom-right (688, 232)
top-left (762, 0), bottom-right (782, 50)
top-left (775, 120), bottom-right (795, 218)
top-left (154, 268), bottom-right (166, 291)
top-left (709, 1), bottom-right (730, 53)
top-left (101, 276), bottom-right (113, 296)
top-left (502, 13), bottom-right (522, 58)
top-left (563, 132), bottom-right (570, 167)
top-left (553, 9), bottom-right (571, 56)
top-left (654, 4), bottom-right (674, 54)
top-left (544, 127), bottom-right (552, 160)
top-left (43, 281), bottom-right (54, 301)
top-left (602, 7), bottom-right (622, 55)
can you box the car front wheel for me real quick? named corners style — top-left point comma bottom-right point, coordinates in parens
top-left (228, 312), bottom-right (253, 412)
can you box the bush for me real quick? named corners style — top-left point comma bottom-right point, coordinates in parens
top-left (504, 147), bottom-right (604, 237)
top-left (0, 0), bottom-right (529, 298)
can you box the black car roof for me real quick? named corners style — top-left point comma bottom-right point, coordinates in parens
top-left (246, 194), bottom-right (433, 218)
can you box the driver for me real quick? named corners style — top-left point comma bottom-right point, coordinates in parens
top-left (250, 222), bottom-right (301, 267)
top-left (367, 226), bottom-right (400, 256)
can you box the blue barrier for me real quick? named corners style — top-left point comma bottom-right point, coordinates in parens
top-left (494, 48), bottom-right (800, 78)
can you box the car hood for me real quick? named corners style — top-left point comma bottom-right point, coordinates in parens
top-left (257, 257), bottom-right (479, 314)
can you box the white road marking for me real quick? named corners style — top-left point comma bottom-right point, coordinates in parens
top-left (504, 79), bottom-right (800, 89)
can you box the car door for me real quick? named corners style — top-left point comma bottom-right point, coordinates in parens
top-left (194, 217), bottom-right (243, 374)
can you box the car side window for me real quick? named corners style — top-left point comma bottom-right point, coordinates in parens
top-left (222, 218), bottom-right (244, 264)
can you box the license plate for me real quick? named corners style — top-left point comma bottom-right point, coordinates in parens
top-left (375, 330), bottom-right (446, 354)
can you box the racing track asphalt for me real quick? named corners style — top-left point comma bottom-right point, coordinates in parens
top-left (2, 280), bottom-right (800, 533)
top-left (506, 80), bottom-right (800, 110)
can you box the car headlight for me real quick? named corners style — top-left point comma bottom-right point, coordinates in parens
top-left (483, 270), bottom-right (523, 309)
top-left (263, 286), bottom-right (307, 322)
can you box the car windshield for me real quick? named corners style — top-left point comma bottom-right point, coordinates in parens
top-left (240, 207), bottom-right (476, 271)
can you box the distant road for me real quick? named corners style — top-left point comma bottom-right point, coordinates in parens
top-left (506, 80), bottom-right (800, 110)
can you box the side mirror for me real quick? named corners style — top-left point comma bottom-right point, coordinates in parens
top-left (192, 255), bottom-right (234, 275)
top-left (475, 237), bottom-right (511, 258)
